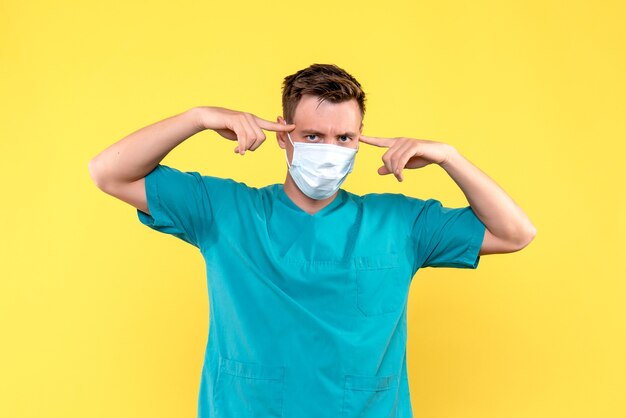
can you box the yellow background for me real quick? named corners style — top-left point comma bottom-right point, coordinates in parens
top-left (1, 0), bottom-right (624, 417)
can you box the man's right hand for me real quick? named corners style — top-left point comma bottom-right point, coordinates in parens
top-left (196, 106), bottom-right (296, 155)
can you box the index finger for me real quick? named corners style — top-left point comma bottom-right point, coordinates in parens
top-left (358, 134), bottom-right (395, 148)
top-left (254, 116), bottom-right (296, 132)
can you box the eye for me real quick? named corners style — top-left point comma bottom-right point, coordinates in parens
top-left (339, 135), bottom-right (351, 142)
top-left (305, 134), bottom-right (319, 141)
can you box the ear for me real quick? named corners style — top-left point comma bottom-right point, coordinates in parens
top-left (276, 116), bottom-right (287, 150)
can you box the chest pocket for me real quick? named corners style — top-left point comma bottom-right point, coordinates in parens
top-left (353, 254), bottom-right (407, 317)
top-left (214, 355), bottom-right (285, 418)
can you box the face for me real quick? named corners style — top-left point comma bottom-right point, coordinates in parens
top-left (278, 94), bottom-right (363, 164)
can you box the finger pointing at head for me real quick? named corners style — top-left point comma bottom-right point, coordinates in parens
top-left (358, 135), bottom-right (394, 148)
top-left (255, 116), bottom-right (296, 132)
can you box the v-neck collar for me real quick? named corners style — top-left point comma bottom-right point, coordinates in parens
top-left (276, 184), bottom-right (346, 218)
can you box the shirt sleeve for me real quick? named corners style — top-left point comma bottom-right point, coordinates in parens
top-left (409, 197), bottom-right (487, 269)
top-left (136, 164), bottom-right (216, 248)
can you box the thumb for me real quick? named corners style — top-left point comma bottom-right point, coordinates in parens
top-left (378, 166), bottom-right (392, 175)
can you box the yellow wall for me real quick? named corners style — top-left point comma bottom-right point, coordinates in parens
top-left (1, 0), bottom-right (624, 417)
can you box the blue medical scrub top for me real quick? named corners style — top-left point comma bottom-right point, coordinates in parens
top-left (136, 164), bottom-right (486, 418)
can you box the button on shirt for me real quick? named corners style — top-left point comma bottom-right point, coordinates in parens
top-left (136, 164), bottom-right (486, 418)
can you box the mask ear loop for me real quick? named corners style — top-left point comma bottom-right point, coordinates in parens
top-left (284, 122), bottom-right (295, 169)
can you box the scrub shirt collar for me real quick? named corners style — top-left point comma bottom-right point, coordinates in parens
top-left (277, 185), bottom-right (347, 218)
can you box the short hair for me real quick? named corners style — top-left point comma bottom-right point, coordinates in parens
top-left (281, 63), bottom-right (366, 125)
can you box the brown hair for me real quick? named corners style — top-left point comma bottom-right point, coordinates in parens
top-left (281, 63), bottom-right (366, 125)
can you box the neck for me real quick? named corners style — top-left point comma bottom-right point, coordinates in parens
top-left (283, 173), bottom-right (338, 215)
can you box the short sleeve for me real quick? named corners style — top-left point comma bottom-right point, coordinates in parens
top-left (410, 198), bottom-right (487, 269)
top-left (136, 164), bottom-right (215, 248)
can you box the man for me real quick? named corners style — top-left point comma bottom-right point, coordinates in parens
top-left (88, 63), bottom-right (536, 418)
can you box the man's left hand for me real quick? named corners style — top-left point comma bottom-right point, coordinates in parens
top-left (359, 135), bottom-right (455, 182)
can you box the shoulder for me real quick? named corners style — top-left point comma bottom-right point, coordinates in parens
top-left (147, 164), bottom-right (262, 209)
top-left (199, 174), bottom-right (278, 209)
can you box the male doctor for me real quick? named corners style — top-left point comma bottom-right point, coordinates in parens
top-left (89, 63), bottom-right (536, 418)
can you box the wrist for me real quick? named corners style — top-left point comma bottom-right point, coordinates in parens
top-left (439, 144), bottom-right (459, 168)
top-left (189, 106), bottom-right (210, 131)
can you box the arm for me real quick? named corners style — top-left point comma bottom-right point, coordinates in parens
top-left (439, 148), bottom-right (537, 254)
top-left (88, 106), bottom-right (296, 214)
top-left (88, 107), bottom-right (205, 214)
top-left (358, 134), bottom-right (537, 255)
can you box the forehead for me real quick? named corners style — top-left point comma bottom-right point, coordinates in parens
top-left (292, 94), bottom-right (361, 132)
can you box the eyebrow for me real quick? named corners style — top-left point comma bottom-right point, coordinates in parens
top-left (299, 129), bottom-right (359, 137)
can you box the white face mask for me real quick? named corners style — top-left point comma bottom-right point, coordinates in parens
top-left (284, 125), bottom-right (359, 200)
